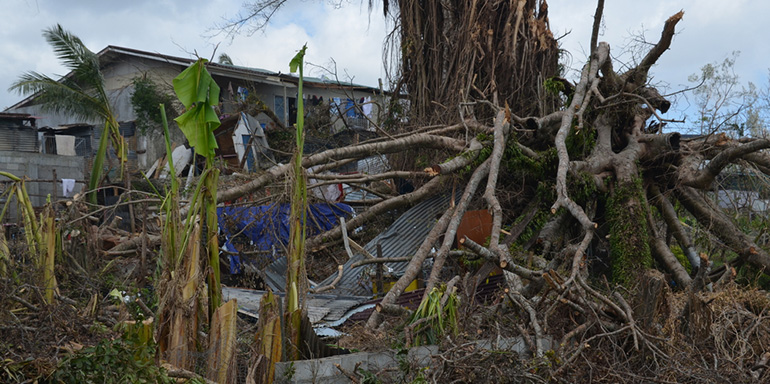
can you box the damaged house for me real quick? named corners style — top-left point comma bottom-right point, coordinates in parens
top-left (0, 113), bottom-right (85, 216)
top-left (5, 45), bottom-right (384, 175)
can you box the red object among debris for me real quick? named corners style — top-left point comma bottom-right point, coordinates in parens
top-left (456, 209), bottom-right (493, 248)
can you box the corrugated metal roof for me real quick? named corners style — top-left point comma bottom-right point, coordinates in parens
top-left (262, 257), bottom-right (288, 293)
top-left (315, 193), bottom-right (456, 296)
top-left (0, 126), bottom-right (37, 152)
top-left (260, 193), bottom-right (455, 296)
top-left (222, 286), bottom-right (369, 325)
top-left (356, 155), bottom-right (389, 175)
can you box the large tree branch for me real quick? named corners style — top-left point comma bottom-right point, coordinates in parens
top-left (681, 139), bottom-right (770, 189)
top-left (648, 184), bottom-right (699, 270)
top-left (483, 110), bottom-right (510, 265)
top-left (306, 175), bottom-right (447, 250)
top-left (740, 153), bottom-right (770, 176)
top-left (461, 237), bottom-right (542, 281)
top-left (675, 185), bottom-right (770, 270)
top-left (551, 43), bottom-right (607, 230)
top-left (621, 11), bottom-right (684, 85)
top-left (649, 236), bottom-right (692, 288)
top-left (425, 137), bottom-right (483, 175)
top-left (213, 133), bottom-right (466, 205)
top-left (423, 158), bottom-right (492, 296)
top-left (645, 188), bottom-right (692, 287)
top-left (589, 0), bottom-right (605, 55)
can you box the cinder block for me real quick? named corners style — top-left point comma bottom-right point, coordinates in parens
top-left (408, 345), bottom-right (438, 366)
top-left (337, 351), bottom-right (368, 374)
top-left (367, 351), bottom-right (396, 372)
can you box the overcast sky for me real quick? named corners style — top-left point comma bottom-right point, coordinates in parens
top-left (3, 0), bottom-right (769, 131)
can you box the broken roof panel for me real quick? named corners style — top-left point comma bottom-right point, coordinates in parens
top-left (260, 193), bottom-right (454, 295)
top-left (315, 192), bottom-right (456, 297)
top-left (222, 286), bottom-right (369, 325)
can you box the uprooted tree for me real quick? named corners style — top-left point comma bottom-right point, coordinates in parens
top-left (6, 0), bottom-right (767, 382)
top-left (211, 0), bottom-right (770, 380)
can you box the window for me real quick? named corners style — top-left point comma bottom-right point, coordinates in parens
top-left (274, 95), bottom-right (285, 124)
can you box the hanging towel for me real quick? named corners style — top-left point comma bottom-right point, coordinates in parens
top-left (62, 179), bottom-right (76, 197)
top-left (55, 135), bottom-right (77, 156)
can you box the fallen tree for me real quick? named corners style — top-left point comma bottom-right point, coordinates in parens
top-left (205, 0), bottom-right (770, 381)
top-left (7, 1), bottom-right (764, 382)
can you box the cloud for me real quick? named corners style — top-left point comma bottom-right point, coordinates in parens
top-left (0, 0), bottom-right (389, 110)
top-left (548, 0), bottom-right (770, 122)
top-left (3, 0), bottom-right (769, 131)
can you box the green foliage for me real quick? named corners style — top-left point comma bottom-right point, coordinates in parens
top-left (688, 52), bottom-right (768, 137)
top-left (10, 24), bottom-right (108, 122)
top-left (285, 44), bottom-right (309, 361)
top-left (543, 77), bottom-right (565, 96)
top-left (565, 122), bottom-right (596, 159)
top-left (131, 77), bottom-right (176, 134)
top-left (459, 252), bottom-right (485, 269)
top-left (173, 59), bottom-right (221, 160)
top-left (513, 206), bottom-right (551, 250)
top-left (10, 24), bottom-right (126, 204)
top-left (283, 361), bottom-right (295, 380)
top-left (502, 138), bottom-right (558, 180)
top-left (217, 53), bottom-right (233, 65)
top-left (357, 367), bottom-right (383, 384)
top-left (53, 332), bottom-right (172, 384)
top-left (408, 284), bottom-right (459, 346)
top-left (670, 245), bottom-right (693, 274)
top-left (735, 264), bottom-right (770, 289)
top-left (567, 171), bottom-right (598, 207)
top-left (171, 59), bottom-right (223, 314)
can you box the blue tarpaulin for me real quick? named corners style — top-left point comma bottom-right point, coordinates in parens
top-left (218, 203), bottom-right (354, 273)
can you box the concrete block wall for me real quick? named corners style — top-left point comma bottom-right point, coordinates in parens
top-left (272, 336), bottom-right (549, 383)
top-left (274, 346), bottom-right (438, 384)
top-left (0, 150), bottom-right (85, 220)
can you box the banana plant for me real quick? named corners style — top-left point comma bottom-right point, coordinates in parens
top-left (154, 103), bottom-right (202, 371)
top-left (0, 172), bottom-right (59, 303)
top-left (172, 58), bottom-right (223, 314)
top-left (162, 58), bottom-right (238, 382)
top-left (285, 44), bottom-right (309, 361)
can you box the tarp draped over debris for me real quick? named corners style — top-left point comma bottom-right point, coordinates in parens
top-left (217, 203), bottom-right (354, 273)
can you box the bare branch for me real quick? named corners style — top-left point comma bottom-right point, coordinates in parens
top-left (681, 139), bottom-right (770, 188)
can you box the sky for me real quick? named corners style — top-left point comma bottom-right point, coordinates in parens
top-left (2, 0), bottom-right (769, 131)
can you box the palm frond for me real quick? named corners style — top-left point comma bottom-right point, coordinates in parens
top-left (8, 71), bottom-right (58, 95)
top-left (12, 23), bottom-right (127, 190)
top-left (42, 24), bottom-right (104, 93)
top-left (11, 72), bottom-right (104, 121)
top-left (43, 24), bottom-right (99, 75)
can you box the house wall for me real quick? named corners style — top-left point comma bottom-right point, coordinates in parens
top-left (217, 76), bottom-right (382, 133)
top-left (0, 150), bottom-right (85, 220)
top-left (0, 127), bottom-right (37, 152)
top-left (101, 56), bottom-right (180, 92)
